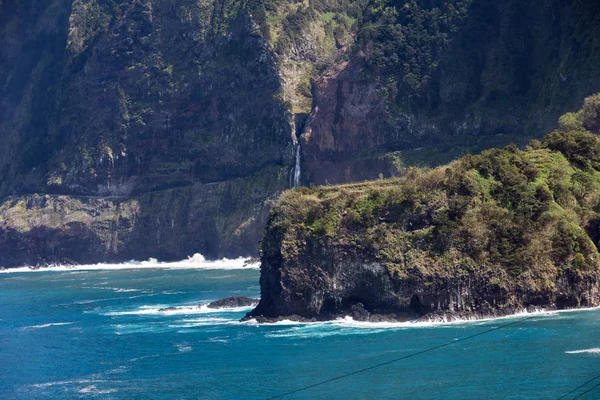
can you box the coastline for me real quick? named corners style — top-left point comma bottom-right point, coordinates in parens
top-left (0, 254), bottom-right (260, 273)
top-left (240, 306), bottom-right (600, 328)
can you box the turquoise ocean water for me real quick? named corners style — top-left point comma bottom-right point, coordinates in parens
top-left (1, 256), bottom-right (600, 399)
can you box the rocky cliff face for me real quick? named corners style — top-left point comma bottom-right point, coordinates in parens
top-left (2, 0), bottom-right (600, 266)
top-left (249, 96), bottom-right (600, 322)
top-left (251, 248), bottom-right (600, 322)
top-left (0, 0), bottom-right (293, 264)
top-left (0, 165), bottom-right (284, 266)
top-left (1, 0), bottom-right (293, 196)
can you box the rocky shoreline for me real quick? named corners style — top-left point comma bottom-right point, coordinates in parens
top-left (243, 304), bottom-right (560, 324)
top-left (244, 258), bottom-right (600, 323)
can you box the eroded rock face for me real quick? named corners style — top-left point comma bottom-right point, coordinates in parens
top-left (301, 61), bottom-right (396, 185)
top-left (298, 0), bottom-right (600, 185)
top-left (0, 167), bottom-right (284, 266)
top-left (250, 235), bottom-right (600, 323)
top-left (0, 0), bottom-right (293, 265)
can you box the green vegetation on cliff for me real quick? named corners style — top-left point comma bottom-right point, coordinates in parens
top-left (3, 0), bottom-right (600, 266)
top-left (264, 95), bottom-right (600, 300)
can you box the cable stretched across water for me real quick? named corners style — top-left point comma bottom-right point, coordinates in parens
top-left (571, 383), bottom-right (600, 399)
top-left (556, 373), bottom-right (600, 400)
top-left (266, 315), bottom-right (538, 400)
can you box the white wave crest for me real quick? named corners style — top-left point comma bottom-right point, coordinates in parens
top-left (565, 348), bottom-right (600, 354)
top-left (22, 322), bottom-right (75, 330)
top-left (0, 253), bottom-right (259, 273)
top-left (169, 317), bottom-right (238, 328)
top-left (250, 308), bottom-right (585, 339)
top-left (31, 379), bottom-right (106, 388)
top-left (175, 343), bottom-right (193, 353)
top-left (104, 303), bottom-right (254, 316)
top-left (79, 385), bottom-right (117, 395)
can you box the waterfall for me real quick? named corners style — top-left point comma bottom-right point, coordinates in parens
top-left (293, 144), bottom-right (301, 188)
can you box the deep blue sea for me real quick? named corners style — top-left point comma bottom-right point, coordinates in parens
top-left (1, 256), bottom-right (600, 399)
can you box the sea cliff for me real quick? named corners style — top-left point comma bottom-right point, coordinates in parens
top-left (2, 0), bottom-right (600, 265)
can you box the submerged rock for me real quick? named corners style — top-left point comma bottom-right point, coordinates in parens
top-left (207, 296), bottom-right (258, 309)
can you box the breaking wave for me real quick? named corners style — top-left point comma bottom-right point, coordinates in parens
top-left (103, 303), bottom-right (255, 316)
top-left (565, 348), bottom-right (600, 355)
top-left (252, 307), bottom-right (600, 339)
top-left (21, 322), bottom-right (75, 330)
top-left (0, 253), bottom-right (259, 273)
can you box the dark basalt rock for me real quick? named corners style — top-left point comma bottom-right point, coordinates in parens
top-left (158, 307), bottom-right (180, 312)
top-left (207, 296), bottom-right (258, 309)
top-left (243, 258), bottom-right (260, 267)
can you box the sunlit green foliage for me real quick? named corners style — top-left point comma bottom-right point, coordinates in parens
top-left (358, 0), bottom-right (472, 103)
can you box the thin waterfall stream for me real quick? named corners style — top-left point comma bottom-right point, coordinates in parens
top-left (293, 144), bottom-right (301, 188)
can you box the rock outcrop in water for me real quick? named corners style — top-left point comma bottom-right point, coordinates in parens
top-left (2, 0), bottom-right (600, 266)
top-left (156, 297), bottom-right (258, 313)
top-left (207, 296), bottom-right (258, 309)
top-left (249, 97), bottom-right (600, 322)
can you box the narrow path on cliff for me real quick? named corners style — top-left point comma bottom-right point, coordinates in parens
top-left (0, 182), bottom-right (218, 202)
top-left (265, 315), bottom-right (596, 400)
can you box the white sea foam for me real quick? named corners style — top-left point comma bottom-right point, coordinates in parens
top-left (78, 385), bottom-right (117, 395)
top-left (111, 317), bottom-right (238, 334)
top-left (74, 298), bottom-right (115, 305)
top-left (112, 323), bottom-right (166, 335)
top-left (196, 304), bottom-right (256, 313)
top-left (105, 366), bottom-right (128, 375)
top-left (206, 337), bottom-right (230, 343)
top-left (72, 294), bottom-right (158, 308)
top-left (22, 322), bottom-right (75, 330)
top-left (0, 253), bottom-right (259, 273)
top-left (128, 353), bottom-right (174, 362)
top-left (31, 379), bottom-right (106, 388)
top-left (175, 343), bottom-right (193, 353)
top-left (250, 307), bottom-right (600, 339)
top-left (169, 317), bottom-right (237, 328)
top-left (565, 348), bottom-right (600, 355)
top-left (104, 303), bottom-right (254, 316)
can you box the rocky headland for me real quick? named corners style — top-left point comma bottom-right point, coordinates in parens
top-left (248, 96), bottom-right (600, 322)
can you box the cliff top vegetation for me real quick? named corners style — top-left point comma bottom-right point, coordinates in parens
top-left (263, 94), bottom-right (600, 293)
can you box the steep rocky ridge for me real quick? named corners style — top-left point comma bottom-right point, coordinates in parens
top-left (249, 96), bottom-right (600, 322)
top-left (1, 0), bottom-right (293, 195)
top-left (0, 0), bottom-right (293, 264)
